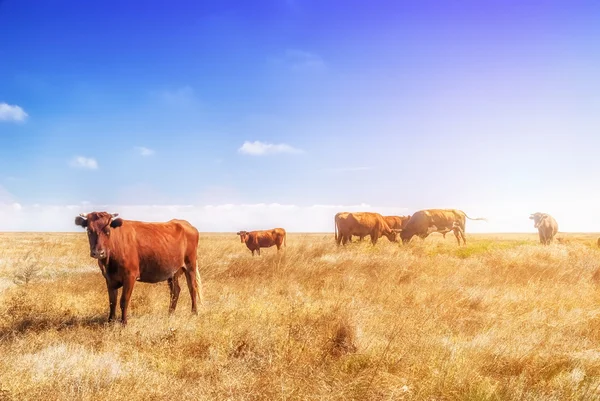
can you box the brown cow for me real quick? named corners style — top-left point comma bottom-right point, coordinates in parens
top-left (384, 215), bottom-right (412, 231)
top-left (352, 215), bottom-right (411, 242)
top-left (75, 212), bottom-right (203, 325)
top-left (335, 212), bottom-right (397, 246)
top-left (237, 228), bottom-right (286, 256)
top-left (529, 212), bottom-right (558, 245)
top-left (400, 209), bottom-right (486, 245)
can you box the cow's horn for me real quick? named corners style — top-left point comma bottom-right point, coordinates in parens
top-left (111, 213), bottom-right (119, 218)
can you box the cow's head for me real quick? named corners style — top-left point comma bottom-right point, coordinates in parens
top-left (400, 230), bottom-right (413, 244)
top-left (529, 213), bottom-right (547, 229)
top-left (383, 230), bottom-right (398, 243)
top-left (236, 231), bottom-right (249, 243)
top-left (75, 212), bottom-right (123, 259)
top-left (387, 229), bottom-right (403, 243)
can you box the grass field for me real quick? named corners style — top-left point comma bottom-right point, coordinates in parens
top-left (2, 232), bottom-right (600, 400)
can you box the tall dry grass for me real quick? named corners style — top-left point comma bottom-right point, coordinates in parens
top-left (1, 232), bottom-right (600, 400)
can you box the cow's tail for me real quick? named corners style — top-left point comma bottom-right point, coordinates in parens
top-left (464, 213), bottom-right (487, 222)
top-left (195, 264), bottom-right (204, 306)
top-left (284, 231), bottom-right (287, 247)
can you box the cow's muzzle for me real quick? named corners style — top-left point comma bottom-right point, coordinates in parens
top-left (91, 249), bottom-right (107, 259)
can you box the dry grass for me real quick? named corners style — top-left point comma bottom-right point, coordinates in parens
top-left (1, 232), bottom-right (600, 400)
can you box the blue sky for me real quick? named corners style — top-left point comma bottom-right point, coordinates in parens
top-left (1, 0), bottom-right (600, 232)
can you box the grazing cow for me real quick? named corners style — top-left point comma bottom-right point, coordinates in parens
top-left (384, 215), bottom-right (412, 231)
top-left (75, 212), bottom-right (203, 325)
top-left (352, 215), bottom-right (412, 242)
top-left (335, 212), bottom-right (398, 246)
top-left (529, 213), bottom-right (558, 245)
top-left (400, 209), bottom-right (486, 245)
top-left (237, 228), bottom-right (286, 256)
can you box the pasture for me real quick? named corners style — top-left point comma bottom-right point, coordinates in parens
top-left (1, 232), bottom-right (600, 400)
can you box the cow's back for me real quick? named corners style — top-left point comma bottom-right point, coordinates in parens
top-left (384, 216), bottom-right (403, 230)
top-left (348, 212), bottom-right (380, 235)
top-left (109, 219), bottom-right (199, 283)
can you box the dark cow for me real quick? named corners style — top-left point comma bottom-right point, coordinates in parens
top-left (400, 209), bottom-right (486, 245)
top-left (237, 228), bottom-right (286, 256)
top-left (529, 212), bottom-right (558, 245)
top-left (335, 212), bottom-right (397, 246)
top-left (75, 212), bottom-right (203, 325)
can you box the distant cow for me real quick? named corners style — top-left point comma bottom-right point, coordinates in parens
top-left (529, 213), bottom-right (558, 245)
top-left (335, 212), bottom-right (398, 246)
top-left (335, 212), bottom-right (365, 243)
top-left (75, 212), bottom-right (203, 325)
top-left (352, 215), bottom-right (411, 242)
top-left (237, 228), bottom-right (287, 256)
top-left (384, 215), bottom-right (411, 231)
top-left (400, 209), bottom-right (486, 245)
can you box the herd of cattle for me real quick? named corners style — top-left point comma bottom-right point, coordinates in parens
top-left (72, 209), bottom-right (559, 324)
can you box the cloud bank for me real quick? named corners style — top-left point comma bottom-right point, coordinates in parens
top-left (0, 203), bottom-right (408, 232)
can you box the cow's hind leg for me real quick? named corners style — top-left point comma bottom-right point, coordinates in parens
top-left (183, 261), bottom-right (202, 314)
top-left (453, 228), bottom-right (461, 246)
top-left (459, 227), bottom-right (467, 245)
top-left (168, 272), bottom-right (182, 314)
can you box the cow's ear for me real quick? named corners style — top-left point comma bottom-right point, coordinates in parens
top-left (236, 232), bottom-right (241, 235)
top-left (75, 216), bottom-right (87, 228)
top-left (529, 215), bottom-right (535, 220)
top-left (110, 218), bottom-right (123, 229)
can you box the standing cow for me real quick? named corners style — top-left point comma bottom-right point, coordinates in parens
top-left (75, 212), bottom-right (203, 325)
top-left (351, 215), bottom-right (411, 242)
top-left (400, 209), bottom-right (486, 245)
top-left (335, 212), bottom-right (397, 246)
top-left (237, 228), bottom-right (287, 256)
top-left (384, 215), bottom-right (411, 231)
top-left (529, 212), bottom-right (558, 245)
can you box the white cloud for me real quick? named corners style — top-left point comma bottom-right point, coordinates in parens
top-left (238, 141), bottom-right (303, 156)
top-left (69, 156), bottom-right (98, 170)
top-left (0, 103), bottom-right (28, 122)
top-left (278, 49), bottom-right (326, 72)
top-left (135, 146), bottom-right (155, 157)
top-left (161, 86), bottom-right (196, 106)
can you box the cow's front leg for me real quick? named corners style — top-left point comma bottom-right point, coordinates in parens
top-left (168, 273), bottom-right (181, 314)
top-left (120, 274), bottom-right (136, 325)
top-left (106, 281), bottom-right (118, 322)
